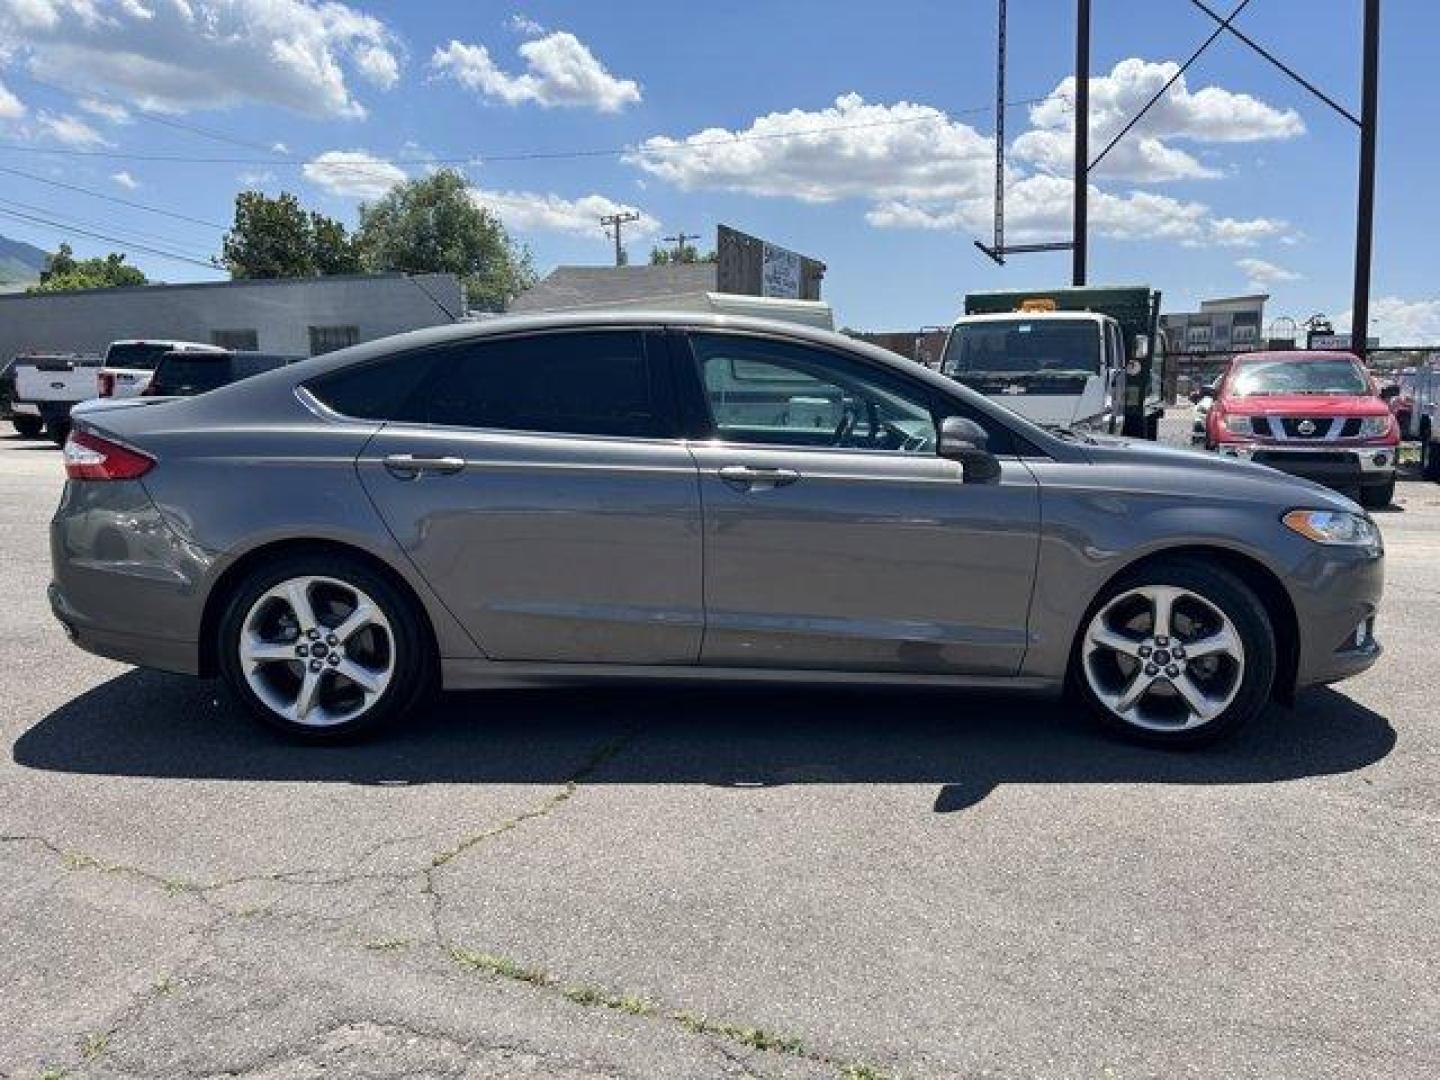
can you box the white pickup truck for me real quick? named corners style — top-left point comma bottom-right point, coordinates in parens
top-left (11, 353), bottom-right (103, 443)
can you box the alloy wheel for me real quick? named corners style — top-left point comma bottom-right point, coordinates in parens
top-left (238, 575), bottom-right (395, 727)
top-left (1082, 585), bottom-right (1246, 732)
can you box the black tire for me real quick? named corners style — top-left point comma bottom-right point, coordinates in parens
top-left (45, 418), bottom-right (70, 445)
top-left (217, 551), bottom-right (436, 742)
top-left (1071, 557), bottom-right (1277, 749)
top-left (1359, 479), bottom-right (1395, 510)
top-left (12, 415), bottom-right (43, 438)
top-left (1422, 425), bottom-right (1440, 482)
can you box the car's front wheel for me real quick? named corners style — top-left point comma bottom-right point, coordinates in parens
top-left (1073, 558), bottom-right (1276, 747)
top-left (217, 553), bottom-right (434, 741)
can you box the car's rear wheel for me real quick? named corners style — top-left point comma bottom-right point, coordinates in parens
top-left (12, 415), bottom-right (43, 438)
top-left (1073, 559), bottom-right (1276, 748)
top-left (45, 418), bottom-right (70, 445)
top-left (1422, 425), bottom-right (1440, 481)
top-left (217, 553), bottom-right (434, 741)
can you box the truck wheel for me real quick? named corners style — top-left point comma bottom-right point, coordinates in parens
top-left (1423, 426), bottom-right (1440, 481)
top-left (1359, 479), bottom-right (1395, 510)
top-left (45, 418), bottom-right (70, 445)
top-left (1072, 557), bottom-right (1275, 748)
top-left (12, 415), bottom-right (43, 438)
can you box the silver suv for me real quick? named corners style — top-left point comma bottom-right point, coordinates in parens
top-left (50, 313), bottom-right (1384, 746)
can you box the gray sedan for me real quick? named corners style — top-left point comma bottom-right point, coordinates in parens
top-left (49, 313), bottom-right (1384, 746)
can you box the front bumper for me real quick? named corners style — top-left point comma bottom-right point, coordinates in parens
top-left (1290, 542), bottom-right (1385, 690)
top-left (1216, 443), bottom-right (1397, 489)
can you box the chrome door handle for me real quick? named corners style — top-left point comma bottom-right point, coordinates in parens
top-left (382, 454), bottom-right (466, 478)
top-left (717, 465), bottom-right (801, 491)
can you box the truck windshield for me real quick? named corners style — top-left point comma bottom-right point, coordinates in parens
top-left (104, 343), bottom-right (177, 371)
top-left (942, 319), bottom-right (1100, 376)
top-left (1230, 358), bottom-right (1369, 396)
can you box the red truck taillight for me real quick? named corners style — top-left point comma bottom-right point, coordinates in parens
top-left (97, 372), bottom-right (116, 397)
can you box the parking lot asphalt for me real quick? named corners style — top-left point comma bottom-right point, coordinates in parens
top-left (2, 418), bottom-right (1437, 1080)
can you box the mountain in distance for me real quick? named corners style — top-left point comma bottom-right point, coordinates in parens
top-left (0, 233), bottom-right (50, 287)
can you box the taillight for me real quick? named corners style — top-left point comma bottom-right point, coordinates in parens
top-left (98, 372), bottom-right (116, 397)
top-left (62, 430), bottom-right (154, 481)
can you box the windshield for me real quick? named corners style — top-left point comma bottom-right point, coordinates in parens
top-left (1230, 358), bottom-right (1370, 397)
top-left (153, 355), bottom-right (232, 394)
top-left (104, 342), bottom-right (183, 371)
top-left (942, 319), bottom-right (1100, 376)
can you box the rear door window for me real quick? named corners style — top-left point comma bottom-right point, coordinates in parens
top-left (104, 343), bottom-right (175, 371)
top-left (307, 331), bottom-right (674, 439)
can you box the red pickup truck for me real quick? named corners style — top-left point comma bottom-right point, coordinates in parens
top-left (1206, 350), bottom-right (1398, 509)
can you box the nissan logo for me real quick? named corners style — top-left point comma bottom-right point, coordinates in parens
top-left (1297, 419), bottom-right (1317, 435)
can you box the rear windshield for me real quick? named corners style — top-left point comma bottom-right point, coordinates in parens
top-left (104, 343), bottom-right (179, 371)
top-left (1230, 358), bottom-right (1370, 397)
top-left (942, 319), bottom-right (1101, 376)
top-left (153, 355), bottom-right (232, 393)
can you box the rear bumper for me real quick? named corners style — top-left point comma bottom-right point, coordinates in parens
top-left (49, 478), bottom-right (213, 676)
top-left (1216, 443), bottom-right (1397, 488)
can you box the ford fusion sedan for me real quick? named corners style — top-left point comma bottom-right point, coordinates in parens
top-left (50, 313), bottom-right (1383, 746)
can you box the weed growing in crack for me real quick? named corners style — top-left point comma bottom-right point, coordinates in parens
top-left (364, 937), bottom-right (412, 951)
top-left (449, 947), bottom-right (549, 986)
top-left (80, 1032), bottom-right (108, 1060)
top-left (39, 1067), bottom-right (68, 1080)
top-left (561, 985), bottom-right (654, 1016)
top-left (153, 974), bottom-right (176, 995)
top-left (62, 851), bottom-right (100, 871)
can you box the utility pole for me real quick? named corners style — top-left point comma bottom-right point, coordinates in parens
top-left (1351, 0), bottom-right (1380, 359)
top-left (1072, 0), bottom-right (1090, 285)
top-left (662, 231), bottom-right (701, 261)
top-left (600, 210), bottom-right (640, 267)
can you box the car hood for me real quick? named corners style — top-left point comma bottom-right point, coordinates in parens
top-left (1220, 393), bottom-right (1387, 416)
top-left (1077, 434), bottom-right (1364, 513)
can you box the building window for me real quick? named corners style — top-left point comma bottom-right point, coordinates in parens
top-left (1186, 325), bottom-right (1212, 351)
top-left (309, 325), bottom-right (360, 356)
top-left (1232, 324), bottom-right (1257, 345)
top-left (211, 329), bottom-right (259, 351)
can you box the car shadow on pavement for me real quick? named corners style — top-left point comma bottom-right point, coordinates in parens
top-left (13, 670), bottom-right (1396, 813)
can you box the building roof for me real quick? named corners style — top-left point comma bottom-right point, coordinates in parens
top-left (0, 271), bottom-right (458, 304)
top-left (509, 264), bottom-right (717, 312)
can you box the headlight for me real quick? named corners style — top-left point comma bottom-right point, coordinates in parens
top-left (1357, 416), bottom-right (1391, 438)
top-left (1222, 414), bottom-right (1253, 435)
top-left (1282, 509), bottom-right (1381, 547)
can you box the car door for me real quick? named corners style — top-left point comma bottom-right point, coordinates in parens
top-left (340, 328), bottom-right (703, 664)
top-left (676, 331), bottom-right (1042, 676)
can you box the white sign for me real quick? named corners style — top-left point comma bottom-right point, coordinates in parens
top-left (1309, 332), bottom-right (1379, 351)
top-left (761, 242), bottom-right (802, 299)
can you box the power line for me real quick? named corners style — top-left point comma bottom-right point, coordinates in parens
top-left (0, 164), bottom-right (228, 230)
top-left (0, 205), bottom-right (219, 269)
top-left (0, 196), bottom-right (216, 260)
top-left (0, 93), bottom-right (1069, 171)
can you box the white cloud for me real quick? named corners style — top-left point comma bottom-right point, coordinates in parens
top-left (632, 92), bottom-right (990, 203)
top-left (868, 174), bottom-right (1210, 244)
top-left (1015, 58), bottom-right (1303, 183)
top-left (77, 96), bottom-right (130, 123)
top-left (469, 188), bottom-right (659, 240)
top-left (1204, 216), bottom-right (1287, 247)
top-left (302, 149), bottom-right (407, 198)
top-left (1236, 257), bottom-right (1300, 289)
top-left (1, 0), bottom-right (402, 118)
top-left (506, 13), bottom-right (545, 36)
top-left (1338, 298), bottom-right (1440, 345)
top-left (237, 168), bottom-right (276, 187)
top-left (432, 31), bottom-right (640, 113)
top-left (270, 141), bottom-right (289, 154)
top-left (0, 76), bottom-right (25, 119)
top-left (37, 109), bottom-right (110, 146)
top-left (110, 169), bottom-right (138, 189)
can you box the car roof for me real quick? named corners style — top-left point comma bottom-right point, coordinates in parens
top-left (1231, 350), bottom-right (1361, 364)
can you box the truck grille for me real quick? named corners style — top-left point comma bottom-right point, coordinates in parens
top-left (1278, 417), bottom-right (1340, 439)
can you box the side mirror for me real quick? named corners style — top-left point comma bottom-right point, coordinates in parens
top-left (937, 416), bottom-right (1001, 483)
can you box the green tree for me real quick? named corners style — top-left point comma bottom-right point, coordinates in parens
top-left (221, 191), bottom-right (361, 279)
top-left (28, 242), bottom-right (147, 292)
top-left (649, 244), bottom-right (716, 265)
top-left (355, 169), bottom-right (535, 311)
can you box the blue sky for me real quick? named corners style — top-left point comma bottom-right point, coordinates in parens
top-left (0, 0), bottom-right (1435, 341)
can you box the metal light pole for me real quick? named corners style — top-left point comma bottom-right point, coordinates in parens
top-left (1072, 0), bottom-right (1090, 286)
top-left (1350, 0), bottom-right (1380, 358)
